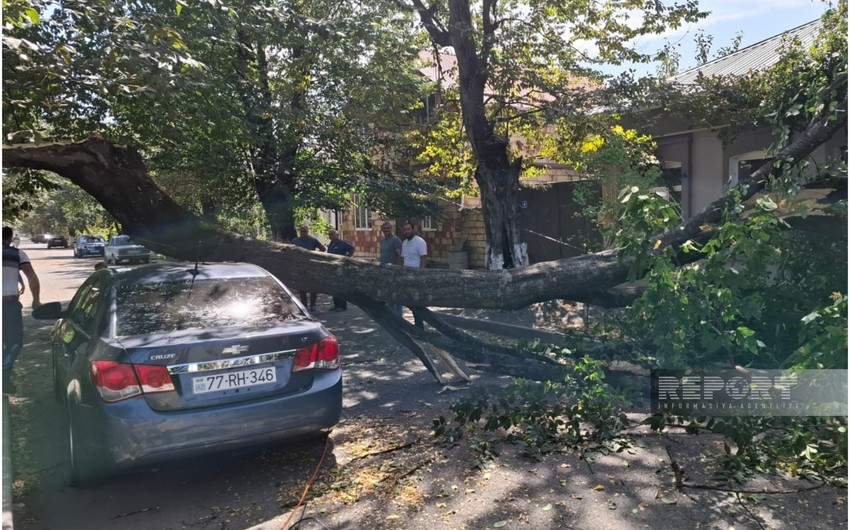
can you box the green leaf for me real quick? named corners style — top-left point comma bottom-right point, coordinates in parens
top-left (24, 8), bottom-right (39, 24)
top-left (736, 326), bottom-right (755, 338)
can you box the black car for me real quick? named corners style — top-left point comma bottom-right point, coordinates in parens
top-left (32, 262), bottom-right (342, 486)
top-left (46, 235), bottom-right (68, 248)
top-left (73, 235), bottom-right (107, 257)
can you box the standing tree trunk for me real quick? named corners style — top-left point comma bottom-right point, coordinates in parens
top-left (414, 0), bottom-right (530, 270)
top-left (477, 148), bottom-right (527, 270)
top-left (234, 31), bottom-right (303, 243)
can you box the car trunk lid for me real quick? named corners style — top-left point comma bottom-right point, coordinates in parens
top-left (117, 322), bottom-right (329, 411)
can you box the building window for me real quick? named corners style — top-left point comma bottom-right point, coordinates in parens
top-left (729, 150), bottom-right (772, 187)
top-left (422, 215), bottom-right (436, 231)
top-left (319, 209), bottom-right (338, 230)
top-left (353, 194), bottom-right (372, 230)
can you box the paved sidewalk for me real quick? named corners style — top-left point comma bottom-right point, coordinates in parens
top-left (3, 394), bottom-right (13, 530)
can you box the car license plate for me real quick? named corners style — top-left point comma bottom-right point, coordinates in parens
top-left (192, 367), bottom-right (276, 394)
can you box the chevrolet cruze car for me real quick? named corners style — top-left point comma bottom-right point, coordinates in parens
top-left (35, 262), bottom-right (342, 486)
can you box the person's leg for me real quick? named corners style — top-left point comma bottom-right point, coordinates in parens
top-left (388, 303), bottom-right (402, 318)
top-left (299, 291), bottom-right (308, 306)
top-left (3, 301), bottom-right (23, 392)
top-left (309, 292), bottom-right (318, 310)
top-left (332, 296), bottom-right (346, 310)
top-left (407, 306), bottom-right (424, 329)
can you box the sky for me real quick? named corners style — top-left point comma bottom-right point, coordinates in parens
top-left (607, 0), bottom-right (835, 78)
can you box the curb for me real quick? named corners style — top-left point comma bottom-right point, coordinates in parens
top-left (2, 394), bottom-right (13, 530)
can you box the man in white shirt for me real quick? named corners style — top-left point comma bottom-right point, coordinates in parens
top-left (3, 226), bottom-right (41, 393)
top-left (401, 222), bottom-right (427, 328)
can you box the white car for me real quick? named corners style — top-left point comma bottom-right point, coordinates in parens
top-left (104, 235), bottom-right (151, 264)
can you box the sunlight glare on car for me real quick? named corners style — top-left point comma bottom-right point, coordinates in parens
top-left (221, 301), bottom-right (257, 320)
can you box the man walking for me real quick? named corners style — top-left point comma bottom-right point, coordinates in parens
top-left (290, 225), bottom-right (326, 311)
top-left (380, 222), bottom-right (403, 317)
top-left (3, 226), bottom-right (41, 394)
top-left (326, 229), bottom-right (354, 312)
top-left (401, 222), bottom-right (427, 328)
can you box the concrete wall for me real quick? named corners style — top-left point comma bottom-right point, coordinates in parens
top-left (653, 123), bottom-right (847, 218)
top-left (688, 130), bottom-right (725, 214)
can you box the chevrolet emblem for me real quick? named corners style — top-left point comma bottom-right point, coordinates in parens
top-left (222, 344), bottom-right (249, 355)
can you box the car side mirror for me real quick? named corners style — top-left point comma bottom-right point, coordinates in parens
top-left (32, 301), bottom-right (65, 320)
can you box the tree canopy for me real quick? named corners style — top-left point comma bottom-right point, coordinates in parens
top-left (3, 0), bottom-right (435, 240)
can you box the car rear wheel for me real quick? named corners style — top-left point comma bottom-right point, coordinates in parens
top-left (68, 409), bottom-right (110, 487)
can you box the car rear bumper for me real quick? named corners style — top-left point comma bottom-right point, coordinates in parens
top-left (75, 369), bottom-right (342, 468)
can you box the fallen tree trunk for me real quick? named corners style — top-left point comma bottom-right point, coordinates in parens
top-left (3, 96), bottom-right (845, 382)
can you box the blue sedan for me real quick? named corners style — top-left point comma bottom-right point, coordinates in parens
top-left (35, 262), bottom-right (342, 486)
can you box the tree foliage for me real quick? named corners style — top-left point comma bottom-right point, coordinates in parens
top-left (408, 0), bottom-right (706, 269)
top-left (3, 0), bottom-right (433, 239)
top-left (608, 4), bottom-right (848, 371)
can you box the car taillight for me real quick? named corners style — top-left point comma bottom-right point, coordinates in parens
top-left (134, 364), bottom-right (176, 393)
top-left (91, 361), bottom-right (142, 402)
top-left (91, 361), bottom-right (175, 402)
top-left (292, 335), bottom-right (340, 372)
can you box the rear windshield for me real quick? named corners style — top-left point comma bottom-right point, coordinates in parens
top-left (115, 277), bottom-right (305, 337)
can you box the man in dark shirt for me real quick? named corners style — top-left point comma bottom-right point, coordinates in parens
top-left (379, 222), bottom-right (403, 317)
top-left (326, 229), bottom-right (354, 312)
top-left (290, 225), bottom-right (326, 311)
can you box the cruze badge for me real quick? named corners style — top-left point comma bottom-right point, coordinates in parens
top-left (223, 345), bottom-right (249, 355)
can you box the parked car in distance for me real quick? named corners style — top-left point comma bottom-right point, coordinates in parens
top-left (31, 234), bottom-right (49, 243)
top-left (46, 235), bottom-right (68, 248)
top-left (32, 262), bottom-right (342, 486)
top-left (73, 235), bottom-right (107, 257)
top-left (104, 235), bottom-right (151, 264)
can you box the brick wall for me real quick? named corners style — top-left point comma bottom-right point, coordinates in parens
top-left (337, 203), bottom-right (488, 268)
